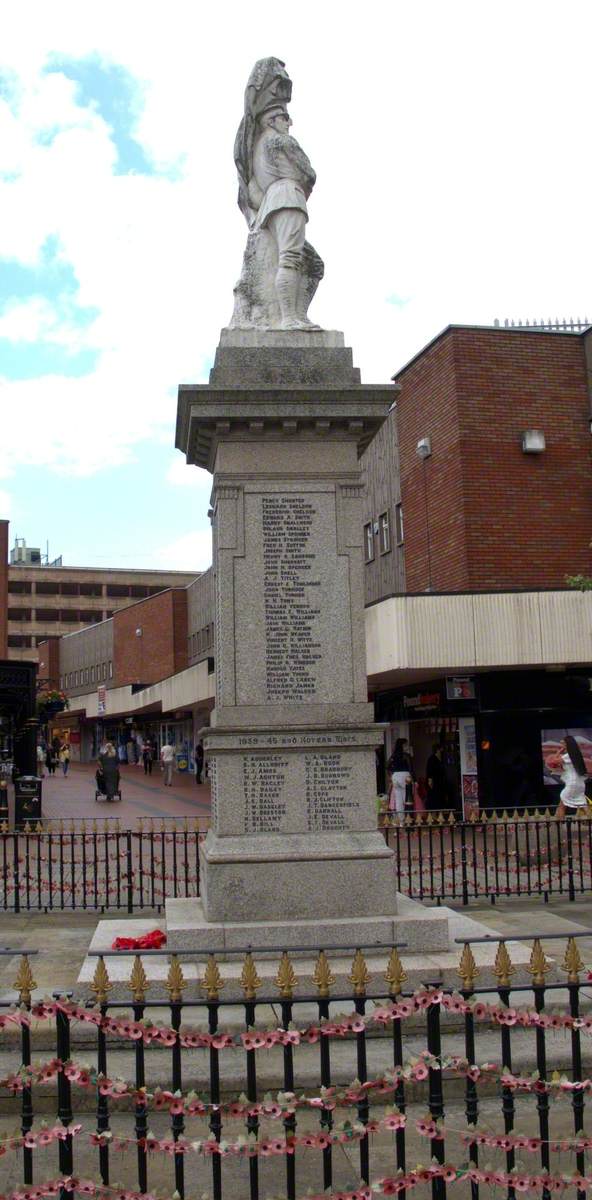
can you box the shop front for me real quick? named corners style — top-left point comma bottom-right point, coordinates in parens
top-left (374, 669), bottom-right (592, 814)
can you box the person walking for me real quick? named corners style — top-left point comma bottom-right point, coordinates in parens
top-left (161, 740), bottom-right (175, 787)
top-left (45, 745), bottom-right (56, 775)
top-left (97, 741), bottom-right (120, 802)
top-left (548, 735), bottom-right (588, 817)
top-left (59, 743), bottom-right (70, 776)
top-left (425, 743), bottom-right (448, 812)
top-left (387, 737), bottom-right (413, 816)
top-left (195, 740), bottom-right (204, 785)
top-left (142, 737), bottom-right (154, 776)
top-left (36, 742), bottom-right (46, 778)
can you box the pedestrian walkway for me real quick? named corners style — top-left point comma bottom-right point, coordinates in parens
top-left (37, 761), bottom-right (211, 828)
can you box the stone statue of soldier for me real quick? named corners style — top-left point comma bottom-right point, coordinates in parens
top-left (230, 57), bottom-right (324, 330)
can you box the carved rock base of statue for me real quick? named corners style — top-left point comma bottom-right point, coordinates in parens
top-left (229, 228), bottom-right (324, 330)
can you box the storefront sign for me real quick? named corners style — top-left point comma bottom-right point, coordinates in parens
top-left (446, 676), bottom-right (476, 701)
top-left (97, 685), bottom-right (106, 715)
top-left (403, 691), bottom-right (440, 711)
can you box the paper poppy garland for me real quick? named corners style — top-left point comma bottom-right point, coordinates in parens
top-left (5, 1162), bottom-right (592, 1200)
top-left (3, 988), bottom-right (590, 1047)
top-left (2, 1056), bottom-right (591, 1108)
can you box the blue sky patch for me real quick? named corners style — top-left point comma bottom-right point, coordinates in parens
top-left (45, 55), bottom-right (154, 176)
top-left (0, 341), bottom-right (98, 380)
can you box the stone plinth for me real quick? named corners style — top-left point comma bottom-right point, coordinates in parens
top-left (175, 330), bottom-right (398, 942)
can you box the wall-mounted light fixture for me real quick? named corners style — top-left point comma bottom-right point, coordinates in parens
top-left (416, 436), bottom-right (432, 461)
top-left (135, 627), bottom-right (143, 638)
top-left (521, 430), bottom-right (546, 454)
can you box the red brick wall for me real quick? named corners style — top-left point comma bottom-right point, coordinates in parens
top-left (0, 520), bottom-right (8, 657)
top-left (113, 589), bottom-right (188, 686)
top-left (397, 329), bottom-right (592, 591)
top-left (37, 638), bottom-right (60, 689)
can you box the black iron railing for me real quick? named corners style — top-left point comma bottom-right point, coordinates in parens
top-left (0, 819), bottom-right (205, 912)
top-left (381, 810), bottom-right (592, 904)
top-left (1, 934), bottom-right (591, 1200)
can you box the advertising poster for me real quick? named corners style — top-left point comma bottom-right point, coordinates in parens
top-left (541, 728), bottom-right (592, 794)
top-left (458, 716), bottom-right (478, 818)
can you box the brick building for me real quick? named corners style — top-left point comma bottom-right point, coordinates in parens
top-left (362, 323), bottom-right (592, 811)
top-left (3, 531), bottom-right (198, 666)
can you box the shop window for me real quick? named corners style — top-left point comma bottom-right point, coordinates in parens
top-left (395, 503), bottom-right (404, 545)
top-left (364, 522), bottom-right (375, 563)
top-left (35, 581), bottom-right (59, 595)
top-left (7, 607), bottom-right (31, 621)
top-left (379, 511), bottom-right (391, 555)
top-left (8, 580), bottom-right (32, 594)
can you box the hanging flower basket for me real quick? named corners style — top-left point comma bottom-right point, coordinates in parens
top-left (37, 690), bottom-right (69, 717)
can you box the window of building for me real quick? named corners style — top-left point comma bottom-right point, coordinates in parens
top-left (108, 661), bottom-right (113, 679)
top-left (84, 668), bottom-right (89, 684)
top-left (7, 607), bottom-right (32, 621)
top-left (60, 582), bottom-right (80, 596)
top-left (379, 511), bottom-right (391, 555)
top-left (35, 635), bottom-right (51, 646)
top-left (364, 522), bottom-right (375, 563)
top-left (74, 671), bottom-right (79, 686)
top-left (90, 666), bottom-right (95, 683)
top-left (8, 580), bottom-right (32, 594)
top-left (35, 608), bottom-right (58, 622)
top-left (147, 586), bottom-right (164, 596)
top-left (7, 634), bottom-right (32, 648)
top-left (103, 663), bottom-right (108, 680)
top-left (105, 610), bottom-right (115, 619)
top-left (79, 582), bottom-right (103, 596)
top-left (79, 611), bottom-right (97, 623)
top-left (106, 584), bottom-right (130, 597)
top-left (130, 585), bottom-right (149, 598)
top-left (395, 503), bottom-right (404, 545)
top-left (35, 581), bottom-right (59, 595)
top-left (60, 610), bottom-right (80, 623)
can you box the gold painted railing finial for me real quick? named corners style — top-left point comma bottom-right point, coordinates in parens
top-left (349, 948), bottom-right (371, 997)
top-left (130, 955), bottom-right (149, 1003)
top-left (457, 944), bottom-right (479, 990)
top-left (14, 955), bottom-right (36, 1006)
top-left (313, 950), bottom-right (334, 998)
top-left (275, 951), bottom-right (298, 1000)
top-left (202, 954), bottom-right (224, 1001)
top-left (385, 948), bottom-right (407, 996)
top-left (91, 956), bottom-right (112, 1005)
top-left (241, 952), bottom-right (262, 1000)
top-left (493, 941), bottom-right (514, 989)
top-left (562, 937), bottom-right (583, 985)
top-left (166, 955), bottom-right (186, 1002)
top-left (529, 939), bottom-right (551, 987)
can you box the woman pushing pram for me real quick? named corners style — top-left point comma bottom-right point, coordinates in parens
top-left (95, 741), bottom-right (121, 802)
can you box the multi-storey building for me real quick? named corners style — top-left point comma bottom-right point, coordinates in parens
top-left (3, 531), bottom-right (198, 667)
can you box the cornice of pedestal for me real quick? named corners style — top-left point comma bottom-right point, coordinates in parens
top-left (176, 384), bottom-right (396, 471)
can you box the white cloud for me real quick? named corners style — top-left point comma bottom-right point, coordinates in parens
top-left (0, 490), bottom-right (13, 518)
top-left (153, 527), bottom-right (212, 572)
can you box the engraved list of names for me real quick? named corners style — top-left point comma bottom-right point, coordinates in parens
top-left (262, 496), bottom-right (322, 701)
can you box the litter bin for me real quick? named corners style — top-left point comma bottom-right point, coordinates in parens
top-left (14, 776), bottom-right (42, 829)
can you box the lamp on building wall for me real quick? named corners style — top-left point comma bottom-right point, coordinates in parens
top-left (521, 430), bottom-right (546, 454)
top-left (135, 627), bottom-right (143, 637)
top-left (416, 437), bottom-right (433, 591)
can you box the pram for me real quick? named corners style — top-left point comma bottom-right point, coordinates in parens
top-left (95, 766), bottom-right (122, 802)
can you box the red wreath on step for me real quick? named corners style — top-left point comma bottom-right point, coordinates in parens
top-left (111, 929), bottom-right (166, 950)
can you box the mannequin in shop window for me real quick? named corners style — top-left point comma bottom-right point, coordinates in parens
top-left (387, 737), bottom-right (414, 816)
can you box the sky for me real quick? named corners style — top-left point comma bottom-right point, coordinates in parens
top-left (1, 0), bottom-right (590, 572)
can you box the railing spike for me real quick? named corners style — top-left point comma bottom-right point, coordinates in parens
top-left (349, 948), bottom-right (371, 996)
top-left (14, 954), bottom-right (37, 1006)
top-left (274, 951), bottom-right (298, 1000)
top-left (493, 941), bottom-right (514, 988)
top-left (385, 947), bottom-right (407, 996)
top-left (313, 950), bottom-right (334, 998)
top-left (457, 943), bottom-right (479, 990)
top-left (130, 955), bottom-right (149, 1003)
top-left (166, 954), bottom-right (186, 1002)
top-left (240, 951), bottom-right (262, 1000)
top-left (562, 937), bottom-right (584, 984)
top-left (91, 955), bottom-right (112, 1005)
top-left (529, 938), bottom-right (550, 986)
top-left (201, 954), bottom-right (224, 1001)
